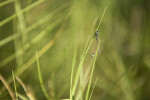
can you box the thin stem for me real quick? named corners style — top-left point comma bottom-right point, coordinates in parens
top-left (96, 6), bottom-right (107, 31)
top-left (0, 0), bottom-right (14, 7)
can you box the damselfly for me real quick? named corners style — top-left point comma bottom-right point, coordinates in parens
top-left (92, 31), bottom-right (100, 57)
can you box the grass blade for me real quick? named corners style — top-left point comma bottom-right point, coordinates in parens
top-left (16, 77), bottom-right (36, 100)
top-left (85, 40), bottom-right (101, 100)
top-left (13, 0), bottom-right (26, 66)
top-left (71, 38), bottom-right (93, 96)
top-left (70, 48), bottom-right (77, 100)
top-left (0, 0), bottom-right (14, 7)
top-left (12, 70), bottom-right (18, 100)
top-left (0, 74), bottom-right (15, 99)
top-left (36, 51), bottom-right (51, 100)
top-left (96, 6), bottom-right (107, 31)
top-left (14, 0), bottom-right (27, 44)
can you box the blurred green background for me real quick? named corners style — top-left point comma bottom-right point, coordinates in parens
top-left (0, 0), bottom-right (150, 100)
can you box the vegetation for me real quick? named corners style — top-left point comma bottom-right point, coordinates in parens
top-left (0, 0), bottom-right (149, 100)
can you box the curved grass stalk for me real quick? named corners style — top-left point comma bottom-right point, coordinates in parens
top-left (12, 70), bottom-right (18, 100)
top-left (96, 6), bottom-right (107, 31)
top-left (0, 74), bottom-right (15, 99)
top-left (13, 0), bottom-right (27, 66)
top-left (36, 51), bottom-right (51, 100)
top-left (0, 3), bottom-right (68, 47)
top-left (16, 77), bottom-right (36, 100)
top-left (70, 48), bottom-right (77, 100)
top-left (0, 0), bottom-right (45, 27)
top-left (0, 0), bottom-right (14, 7)
top-left (14, 0), bottom-right (27, 44)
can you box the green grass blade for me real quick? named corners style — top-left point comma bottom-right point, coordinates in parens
top-left (71, 38), bottom-right (93, 96)
top-left (16, 77), bottom-right (36, 100)
top-left (36, 51), bottom-right (51, 100)
top-left (70, 48), bottom-right (77, 100)
top-left (12, 70), bottom-right (18, 100)
top-left (96, 6), bottom-right (107, 31)
top-left (0, 74), bottom-right (15, 99)
top-left (75, 61), bottom-right (93, 100)
top-left (14, 0), bottom-right (27, 44)
top-left (0, 0), bottom-right (14, 7)
top-left (89, 77), bottom-right (98, 100)
top-left (79, 67), bottom-right (84, 100)
top-left (14, 0), bottom-right (26, 66)
top-left (0, 34), bottom-right (18, 47)
top-left (85, 40), bottom-right (101, 100)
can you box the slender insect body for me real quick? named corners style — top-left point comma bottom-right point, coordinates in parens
top-left (92, 31), bottom-right (100, 57)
